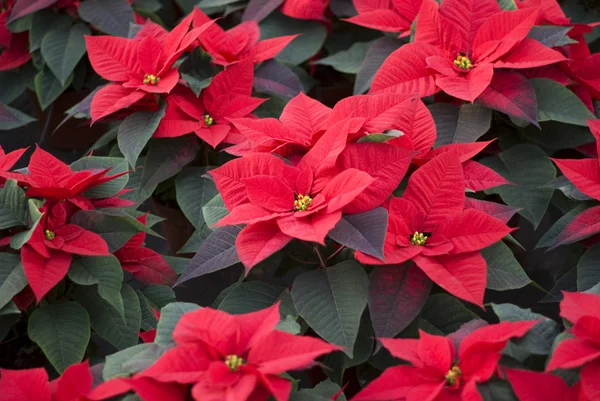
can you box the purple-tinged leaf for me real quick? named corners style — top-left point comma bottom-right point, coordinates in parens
top-left (78, 0), bottom-right (135, 37)
top-left (174, 226), bottom-right (242, 286)
top-left (330, 0), bottom-right (357, 17)
top-left (550, 205), bottom-right (600, 249)
top-left (429, 103), bottom-right (491, 147)
top-left (354, 37), bottom-right (401, 95)
top-left (368, 263), bottom-right (432, 341)
top-left (328, 207), bottom-right (387, 259)
top-left (527, 26), bottom-right (575, 47)
top-left (7, 0), bottom-right (57, 23)
top-left (242, 0), bottom-right (284, 22)
top-left (0, 103), bottom-right (36, 131)
top-left (55, 87), bottom-right (100, 133)
top-left (535, 204), bottom-right (590, 250)
top-left (464, 198), bottom-right (521, 224)
top-left (254, 60), bottom-right (303, 99)
top-left (447, 319), bottom-right (488, 350)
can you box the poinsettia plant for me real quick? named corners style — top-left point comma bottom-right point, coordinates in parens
top-left (2, 0), bottom-right (600, 401)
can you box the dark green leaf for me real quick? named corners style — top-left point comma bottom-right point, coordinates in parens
top-left (35, 67), bottom-right (73, 111)
top-left (420, 294), bottom-right (479, 334)
top-left (202, 194), bottom-right (228, 227)
top-left (0, 103), bottom-right (36, 131)
top-left (313, 41), bottom-right (372, 74)
top-left (483, 242), bottom-right (530, 291)
top-left (10, 199), bottom-right (44, 250)
top-left (354, 37), bottom-right (401, 95)
top-left (532, 78), bottom-right (595, 126)
top-left (0, 302), bottom-right (21, 341)
top-left (0, 254), bottom-right (27, 309)
top-left (328, 208), bottom-right (387, 259)
top-left (254, 60), bottom-right (302, 99)
top-left (0, 179), bottom-right (29, 229)
top-left (577, 243), bottom-right (600, 291)
top-left (155, 302), bottom-right (200, 346)
top-left (176, 167), bottom-right (218, 230)
top-left (141, 284), bottom-right (176, 309)
top-left (41, 23), bottom-right (91, 86)
top-left (118, 105), bottom-right (166, 168)
top-left (429, 103), bottom-right (492, 146)
top-left (30, 12), bottom-right (73, 51)
top-left (70, 156), bottom-right (129, 199)
top-left (78, 0), bottom-right (135, 37)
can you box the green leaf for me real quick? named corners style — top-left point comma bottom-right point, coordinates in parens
top-left (34, 67), bottom-right (73, 111)
top-left (75, 285), bottom-right (139, 350)
top-left (141, 284), bottom-right (176, 309)
top-left (71, 210), bottom-right (160, 252)
top-left (0, 254), bottom-right (27, 309)
top-left (292, 261), bottom-right (368, 357)
top-left (260, 12), bottom-right (327, 65)
top-left (138, 136), bottom-right (200, 201)
top-left (0, 103), bottom-right (36, 131)
top-left (0, 179), bottom-right (29, 230)
top-left (492, 303), bottom-right (559, 359)
top-left (420, 294), bottom-right (479, 335)
top-left (68, 255), bottom-right (124, 317)
top-left (78, 0), bottom-right (135, 37)
top-left (429, 103), bottom-right (492, 146)
top-left (536, 204), bottom-right (590, 249)
top-left (179, 48), bottom-right (216, 96)
top-left (0, 302), bottom-right (21, 341)
top-left (202, 193), bottom-right (229, 227)
top-left (218, 281), bottom-right (295, 317)
top-left (532, 78), bottom-right (595, 126)
top-left (103, 343), bottom-right (153, 380)
top-left (136, 290), bottom-right (159, 330)
top-left (497, 0), bottom-right (517, 10)
top-left (155, 302), bottom-right (200, 346)
top-left (70, 156), bottom-right (129, 199)
top-left (177, 227), bottom-right (211, 254)
top-left (313, 41), bottom-right (372, 74)
top-left (354, 37), bottom-right (401, 95)
top-left (118, 105), bottom-right (166, 168)
top-left (0, 71), bottom-right (27, 104)
top-left (482, 144), bottom-right (556, 229)
top-left (30, 11), bottom-right (73, 51)
top-left (577, 243), bottom-right (600, 291)
top-left (520, 121), bottom-right (594, 150)
top-left (176, 167), bottom-right (218, 230)
top-left (41, 23), bottom-right (90, 86)
top-left (28, 302), bottom-right (90, 373)
top-left (10, 199), bottom-right (44, 250)
top-left (482, 242), bottom-right (530, 291)
top-left (163, 256), bottom-right (190, 275)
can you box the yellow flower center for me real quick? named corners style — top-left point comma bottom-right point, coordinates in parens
top-left (453, 54), bottom-right (473, 70)
top-left (445, 365), bottom-right (462, 386)
top-left (44, 229), bottom-right (55, 241)
top-left (294, 194), bottom-right (312, 211)
top-left (143, 74), bottom-right (160, 85)
top-left (224, 354), bottom-right (244, 372)
top-left (204, 114), bottom-right (214, 126)
top-left (410, 232), bottom-right (428, 246)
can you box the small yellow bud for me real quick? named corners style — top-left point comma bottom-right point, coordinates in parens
top-left (410, 232), bottom-right (428, 246)
top-left (453, 54), bottom-right (473, 71)
top-left (294, 194), bottom-right (312, 211)
top-left (445, 365), bottom-right (462, 386)
top-left (44, 229), bottom-right (55, 241)
top-left (143, 74), bottom-right (160, 85)
top-left (204, 114), bottom-right (214, 126)
top-left (224, 354), bottom-right (244, 372)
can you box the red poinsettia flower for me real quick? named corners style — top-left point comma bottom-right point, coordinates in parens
top-left (228, 92), bottom-right (435, 158)
top-left (0, 1), bottom-right (31, 71)
top-left (546, 291), bottom-right (600, 401)
top-left (353, 321), bottom-right (537, 401)
top-left (211, 118), bottom-right (414, 267)
top-left (559, 34), bottom-right (600, 112)
top-left (345, 0), bottom-right (422, 36)
top-left (0, 361), bottom-right (105, 401)
top-left (355, 151), bottom-right (513, 305)
top-left (21, 201), bottom-right (109, 301)
top-left (2, 146), bottom-right (127, 210)
top-left (281, 0), bottom-right (329, 21)
top-left (85, 13), bottom-right (214, 122)
top-left (371, 0), bottom-right (565, 123)
top-left (137, 303), bottom-right (339, 401)
top-left (0, 145), bottom-right (26, 185)
top-left (114, 214), bottom-right (177, 285)
top-left (191, 9), bottom-right (297, 66)
top-left (154, 60), bottom-right (265, 148)
top-left (504, 368), bottom-right (584, 401)
top-left (550, 120), bottom-right (600, 246)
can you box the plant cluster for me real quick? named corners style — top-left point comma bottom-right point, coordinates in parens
top-left (1, 0), bottom-right (600, 400)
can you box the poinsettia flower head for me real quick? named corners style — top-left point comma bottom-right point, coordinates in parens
top-left (212, 117), bottom-right (414, 267)
top-left (0, 145), bottom-right (26, 185)
top-left (138, 303), bottom-right (339, 401)
top-left (114, 214), bottom-right (177, 285)
top-left (559, 35), bottom-right (600, 112)
top-left (86, 12), bottom-right (216, 122)
top-left (281, 0), bottom-right (329, 21)
top-left (22, 201), bottom-right (109, 301)
top-left (0, 361), bottom-right (100, 401)
top-left (504, 368), bottom-right (584, 401)
top-left (154, 59), bottom-right (265, 148)
top-left (2, 146), bottom-right (128, 210)
top-left (355, 152), bottom-right (513, 305)
top-left (191, 9), bottom-right (297, 66)
top-left (345, 0), bottom-right (422, 36)
top-left (0, 1), bottom-right (31, 71)
top-left (352, 320), bottom-right (537, 401)
top-left (545, 291), bottom-right (600, 400)
top-left (371, 0), bottom-right (565, 123)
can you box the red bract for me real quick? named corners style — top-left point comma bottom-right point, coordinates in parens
top-left (560, 35), bottom-right (600, 112)
top-left (0, 361), bottom-right (100, 401)
top-left (0, 146), bottom-right (26, 185)
top-left (514, 0), bottom-right (570, 25)
top-left (0, 1), bottom-right (31, 71)
top-left (211, 118), bottom-right (414, 267)
top-left (2, 146), bottom-right (126, 210)
top-left (281, 0), bottom-right (328, 21)
top-left (228, 92), bottom-right (436, 158)
top-left (355, 152), bottom-right (513, 305)
top-left (114, 214), bottom-right (177, 285)
top-left (546, 291), bottom-right (600, 401)
top-left (154, 60), bottom-right (265, 148)
top-left (551, 121), bottom-right (600, 246)
top-left (191, 9), bottom-right (297, 66)
top-left (371, 0), bottom-right (565, 123)
top-left (137, 303), bottom-right (338, 401)
top-left (85, 13), bottom-right (214, 122)
top-left (504, 368), bottom-right (584, 401)
top-left (21, 202), bottom-right (109, 301)
top-left (352, 321), bottom-right (537, 401)
top-left (345, 0), bottom-right (422, 36)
